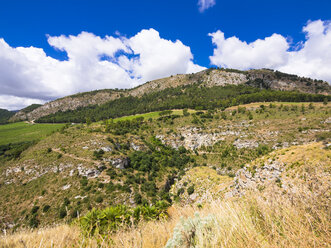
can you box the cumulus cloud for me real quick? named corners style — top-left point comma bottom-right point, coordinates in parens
top-left (209, 20), bottom-right (331, 83)
top-left (0, 95), bottom-right (44, 111)
top-left (198, 0), bottom-right (216, 12)
top-left (0, 29), bottom-right (204, 110)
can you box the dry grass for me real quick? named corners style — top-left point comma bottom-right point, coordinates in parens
top-left (0, 225), bottom-right (81, 248)
top-left (2, 190), bottom-right (329, 248)
top-left (1, 143), bottom-right (330, 248)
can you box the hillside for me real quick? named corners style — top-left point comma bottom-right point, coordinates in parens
top-left (0, 102), bottom-right (330, 235)
top-left (0, 109), bottom-right (15, 124)
top-left (10, 68), bottom-right (331, 122)
top-left (1, 141), bottom-right (330, 247)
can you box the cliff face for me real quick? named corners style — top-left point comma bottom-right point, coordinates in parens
top-left (10, 69), bottom-right (331, 122)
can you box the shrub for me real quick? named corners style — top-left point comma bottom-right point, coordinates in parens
top-left (31, 206), bottom-right (39, 214)
top-left (187, 185), bottom-right (195, 195)
top-left (79, 201), bottom-right (168, 237)
top-left (165, 213), bottom-right (216, 248)
top-left (183, 108), bottom-right (190, 116)
top-left (177, 188), bottom-right (185, 196)
top-left (134, 193), bottom-right (142, 205)
top-left (59, 208), bottom-right (67, 219)
top-left (42, 205), bottom-right (51, 213)
top-left (29, 215), bottom-right (40, 228)
top-left (63, 197), bottom-right (70, 206)
top-left (96, 196), bottom-right (103, 203)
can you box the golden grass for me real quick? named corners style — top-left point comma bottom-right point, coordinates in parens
top-left (0, 225), bottom-right (81, 248)
top-left (1, 143), bottom-right (330, 248)
top-left (2, 189), bottom-right (329, 248)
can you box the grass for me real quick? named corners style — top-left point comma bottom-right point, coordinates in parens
top-left (0, 142), bottom-right (330, 247)
top-left (0, 102), bottom-right (329, 239)
top-left (112, 109), bottom-right (196, 122)
top-left (2, 190), bottom-right (329, 248)
top-left (0, 122), bottom-right (65, 145)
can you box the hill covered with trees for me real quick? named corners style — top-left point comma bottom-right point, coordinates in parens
top-left (10, 68), bottom-right (331, 123)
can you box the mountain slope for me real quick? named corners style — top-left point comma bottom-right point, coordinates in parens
top-left (0, 109), bottom-right (15, 124)
top-left (10, 68), bottom-right (331, 122)
top-left (1, 102), bottom-right (330, 231)
top-left (1, 141), bottom-right (329, 247)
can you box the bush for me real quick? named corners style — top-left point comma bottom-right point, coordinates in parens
top-left (59, 208), bottom-right (67, 219)
top-left (29, 215), bottom-right (40, 228)
top-left (42, 205), bottom-right (51, 213)
top-left (63, 197), bottom-right (70, 206)
top-left (187, 185), bottom-right (195, 195)
top-left (79, 201), bottom-right (169, 237)
top-left (96, 196), bottom-right (103, 203)
top-left (93, 149), bottom-right (104, 160)
top-left (165, 213), bottom-right (216, 248)
top-left (177, 188), bottom-right (185, 196)
top-left (134, 193), bottom-right (142, 205)
top-left (31, 206), bottom-right (39, 214)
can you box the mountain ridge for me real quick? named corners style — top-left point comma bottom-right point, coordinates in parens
top-left (10, 68), bottom-right (331, 122)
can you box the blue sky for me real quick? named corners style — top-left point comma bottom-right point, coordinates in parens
top-left (0, 0), bottom-right (330, 109)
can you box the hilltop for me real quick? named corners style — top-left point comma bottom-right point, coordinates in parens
top-left (10, 68), bottom-right (331, 122)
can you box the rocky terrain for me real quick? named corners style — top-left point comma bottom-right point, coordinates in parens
top-left (10, 68), bottom-right (331, 122)
top-left (1, 101), bottom-right (330, 231)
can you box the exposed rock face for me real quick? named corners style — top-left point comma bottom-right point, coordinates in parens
top-left (77, 165), bottom-right (101, 178)
top-left (10, 91), bottom-right (120, 122)
top-left (170, 167), bottom-right (233, 205)
top-left (130, 142), bottom-right (142, 151)
top-left (233, 139), bottom-right (259, 149)
top-left (108, 157), bottom-right (129, 169)
top-left (225, 159), bottom-right (284, 198)
top-left (156, 127), bottom-right (225, 150)
top-left (100, 146), bottom-right (112, 152)
top-left (3, 162), bottom-right (102, 184)
top-left (10, 68), bottom-right (330, 122)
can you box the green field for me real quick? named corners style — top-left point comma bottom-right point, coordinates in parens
top-left (0, 122), bottom-right (65, 145)
top-left (112, 109), bottom-right (198, 122)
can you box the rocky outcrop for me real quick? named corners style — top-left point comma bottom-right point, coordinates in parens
top-left (10, 90), bottom-right (120, 122)
top-left (156, 127), bottom-right (225, 150)
top-left (225, 159), bottom-right (284, 198)
top-left (10, 68), bottom-right (330, 122)
top-left (104, 157), bottom-right (129, 169)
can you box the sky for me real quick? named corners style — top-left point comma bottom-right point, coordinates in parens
top-left (0, 0), bottom-right (330, 110)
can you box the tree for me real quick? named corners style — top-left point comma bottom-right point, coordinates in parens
top-left (86, 117), bottom-right (92, 125)
top-left (323, 98), bottom-right (328, 105)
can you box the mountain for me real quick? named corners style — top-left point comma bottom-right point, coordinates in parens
top-left (0, 109), bottom-right (15, 124)
top-left (10, 68), bottom-right (331, 122)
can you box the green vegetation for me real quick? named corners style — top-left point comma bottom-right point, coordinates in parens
top-left (79, 201), bottom-right (168, 237)
top-left (36, 84), bottom-right (330, 123)
top-left (20, 104), bottom-right (42, 114)
top-left (0, 141), bottom-right (36, 162)
top-left (0, 122), bottom-right (65, 145)
top-left (0, 100), bottom-right (329, 233)
top-left (0, 108), bottom-right (15, 124)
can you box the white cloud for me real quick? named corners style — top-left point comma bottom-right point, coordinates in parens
top-left (0, 95), bottom-right (45, 111)
top-left (209, 20), bottom-right (331, 83)
top-left (198, 0), bottom-right (216, 12)
top-left (127, 29), bottom-right (205, 83)
top-left (0, 29), bottom-right (204, 110)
